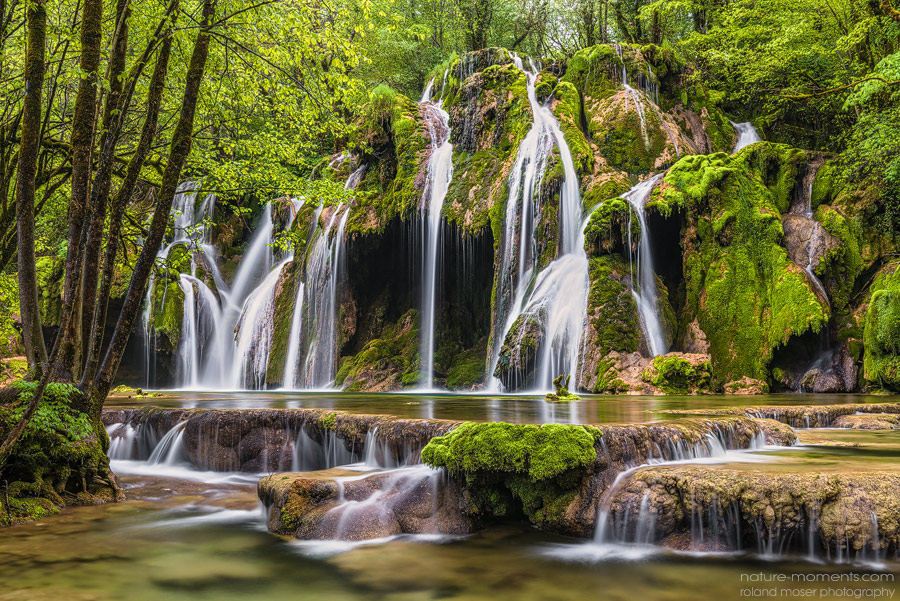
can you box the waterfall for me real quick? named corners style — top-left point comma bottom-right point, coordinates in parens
top-left (418, 75), bottom-right (454, 390)
top-left (144, 180), bottom-right (306, 389)
top-left (731, 121), bottom-right (762, 153)
top-left (233, 258), bottom-right (290, 389)
top-left (487, 53), bottom-right (589, 392)
top-left (300, 206), bottom-right (351, 389)
top-left (622, 176), bottom-right (668, 357)
top-left (800, 171), bottom-right (830, 306)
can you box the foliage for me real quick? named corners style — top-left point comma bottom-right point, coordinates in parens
top-left (422, 421), bottom-right (603, 480)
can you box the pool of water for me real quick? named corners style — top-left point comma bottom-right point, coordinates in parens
top-left (6, 393), bottom-right (900, 599)
top-left (108, 390), bottom-right (900, 424)
top-left (2, 472), bottom-right (898, 601)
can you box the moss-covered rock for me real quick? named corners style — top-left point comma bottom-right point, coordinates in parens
top-left (492, 311), bottom-right (544, 389)
top-left (651, 143), bottom-right (829, 386)
top-left (149, 278), bottom-right (185, 354)
top-left (336, 309), bottom-right (420, 391)
top-left (422, 422), bottom-right (603, 531)
top-left (641, 353), bottom-right (712, 394)
top-left (863, 263), bottom-right (900, 390)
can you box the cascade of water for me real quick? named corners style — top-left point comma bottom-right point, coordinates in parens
top-left (621, 176), bottom-right (668, 357)
top-left (488, 53), bottom-right (587, 392)
top-left (801, 174), bottom-right (830, 307)
top-left (232, 258), bottom-right (291, 389)
top-left (418, 78), bottom-right (454, 390)
top-left (301, 206), bottom-right (351, 388)
top-left (731, 121), bottom-right (762, 153)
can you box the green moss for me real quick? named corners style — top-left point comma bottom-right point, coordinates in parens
top-left (266, 265), bottom-right (300, 386)
top-left (445, 346), bottom-right (486, 390)
top-left (811, 160), bottom-right (842, 209)
top-left (319, 412), bottom-right (337, 431)
top-left (864, 264), bottom-right (900, 390)
top-left (35, 255), bottom-right (65, 326)
top-left (422, 421), bottom-right (602, 481)
top-left (584, 199), bottom-right (639, 255)
top-left (561, 44), bottom-right (620, 102)
top-left (0, 381), bottom-right (111, 525)
top-left (338, 309), bottom-right (420, 391)
top-left (585, 255), bottom-right (641, 358)
top-left (422, 422), bottom-right (602, 530)
top-left (653, 143), bottom-right (828, 385)
top-left (150, 279), bottom-right (185, 353)
top-left (815, 204), bottom-right (863, 314)
top-left (642, 354), bottom-right (712, 394)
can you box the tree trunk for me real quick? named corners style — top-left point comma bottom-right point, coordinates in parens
top-left (52, 0), bottom-right (103, 383)
top-left (79, 0), bottom-right (130, 385)
top-left (84, 10), bottom-right (175, 387)
top-left (91, 0), bottom-right (216, 417)
top-left (15, 0), bottom-right (48, 375)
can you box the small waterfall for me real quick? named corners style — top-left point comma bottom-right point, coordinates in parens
top-left (799, 172), bottom-right (830, 306)
top-left (232, 258), bottom-right (290, 389)
top-left (731, 121), bottom-right (762, 153)
top-left (622, 176), bottom-right (668, 357)
top-left (300, 206), bottom-right (351, 389)
top-left (488, 53), bottom-right (588, 392)
top-left (418, 76), bottom-right (454, 390)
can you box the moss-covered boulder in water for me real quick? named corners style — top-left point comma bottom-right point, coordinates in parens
top-left (422, 422), bottom-right (603, 532)
top-left (651, 143), bottom-right (830, 385)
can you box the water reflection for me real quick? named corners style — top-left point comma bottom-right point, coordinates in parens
top-left (109, 390), bottom-right (900, 425)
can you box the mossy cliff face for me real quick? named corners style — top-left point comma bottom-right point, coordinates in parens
top-left (608, 466), bottom-right (900, 554)
top-left (863, 264), bottom-right (900, 390)
top-left (650, 143), bottom-right (830, 386)
top-left (336, 309), bottom-right (420, 392)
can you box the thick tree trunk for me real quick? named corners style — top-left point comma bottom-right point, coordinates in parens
top-left (79, 0), bottom-right (130, 380)
top-left (91, 0), bottom-right (216, 417)
top-left (15, 0), bottom-right (48, 375)
top-left (52, 0), bottom-right (103, 382)
top-left (84, 12), bottom-right (175, 386)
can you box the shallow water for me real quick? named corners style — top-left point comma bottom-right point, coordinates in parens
top-left (109, 390), bottom-right (900, 425)
top-left (6, 393), bottom-right (900, 599)
top-left (2, 474), bottom-right (898, 601)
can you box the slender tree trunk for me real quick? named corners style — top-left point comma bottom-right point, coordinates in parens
top-left (52, 0), bottom-right (103, 382)
top-left (79, 0), bottom-right (130, 384)
top-left (15, 0), bottom-right (48, 375)
top-left (84, 13), bottom-right (174, 386)
top-left (652, 9), bottom-right (660, 44)
top-left (91, 0), bottom-right (216, 417)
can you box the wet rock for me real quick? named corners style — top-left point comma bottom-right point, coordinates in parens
top-left (493, 312), bottom-right (544, 390)
top-left (606, 466), bottom-right (900, 555)
top-left (799, 367), bottom-right (844, 393)
top-left (657, 401), bottom-right (900, 428)
top-left (258, 467), bottom-right (475, 540)
top-left (723, 376), bottom-right (769, 395)
top-left (832, 414), bottom-right (900, 430)
top-left (102, 408), bottom-right (459, 472)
